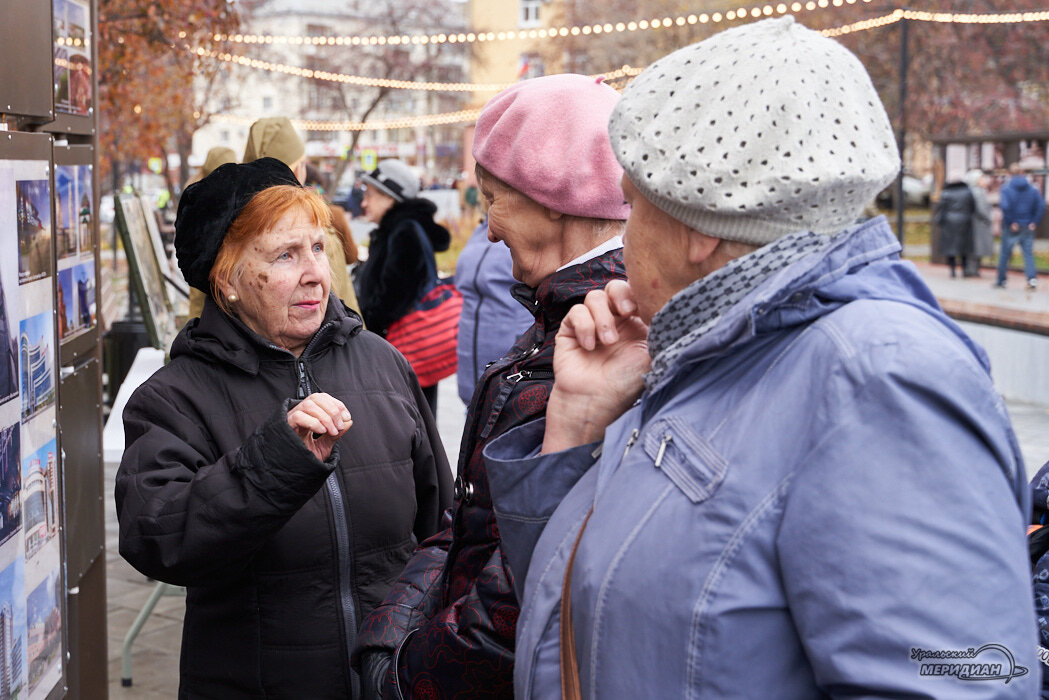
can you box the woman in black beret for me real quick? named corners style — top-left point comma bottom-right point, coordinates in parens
top-left (114, 158), bottom-right (453, 699)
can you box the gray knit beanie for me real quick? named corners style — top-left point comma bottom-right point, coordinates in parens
top-left (609, 16), bottom-right (900, 246)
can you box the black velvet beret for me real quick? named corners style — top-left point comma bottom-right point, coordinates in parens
top-left (175, 157), bottom-right (301, 293)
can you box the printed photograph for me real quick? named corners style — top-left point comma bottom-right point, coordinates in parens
top-left (16, 181), bottom-right (51, 285)
top-left (56, 269), bottom-right (74, 341)
top-left (53, 0), bottom-right (92, 117)
top-left (18, 313), bottom-right (54, 421)
top-left (0, 425), bottom-right (21, 550)
top-left (25, 570), bottom-right (59, 693)
top-left (76, 165), bottom-right (92, 253)
top-left (54, 166), bottom-right (76, 260)
top-left (0, 558), bottom-right (26, 700)
top-left (57, 263), bottom-right (95, 343)
top-left (20, 437), bottom-right (57, 563)
top-left (0, 266), bottom-right (16, 405)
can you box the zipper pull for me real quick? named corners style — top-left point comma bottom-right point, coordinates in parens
top-left (296, 360), bottom-right (310, 399)
top-left (622, 429), bottom-right (639, 460)
top-left (654, 434), bottom-right (673, 468)
top-left (505, 370), bottom-right (531, 383)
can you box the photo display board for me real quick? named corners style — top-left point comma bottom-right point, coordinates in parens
top-left (54, 145), bottom-right (96, 364)
top-left (0, 132), bottom-right (65, 700)
top-left (115, 194), bottom-right (176, 349)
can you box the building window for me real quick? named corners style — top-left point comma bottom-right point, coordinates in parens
top-left (262, 96), bottom-right (273, 111)
top-left (519, 0), bottom-right (541, 28)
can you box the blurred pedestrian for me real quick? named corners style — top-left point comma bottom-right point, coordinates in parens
top-left (353, 159), bottom-right (450, 413)
top-left (454, 217), bottom-right (534, 404)
top-left (934, 180), bottom-right (975, 278)
top-left (305, 162), bottom-right (359, 265)
top-left (964, 169), bottom-right (994, 276)
top-left (996, 163), bottom-right (1046, 289)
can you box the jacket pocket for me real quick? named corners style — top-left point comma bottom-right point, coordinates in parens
top-left (642, 416), bottom-right (727, 503)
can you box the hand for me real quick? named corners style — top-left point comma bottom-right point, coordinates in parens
top-left (287, 393), bottom-right (353, 462)
top-left (543, 280), bottom-right (650, 453)
top-left (1011, 222), bottom-right (1020, 232)
top-left (1029, 223), bottom-right (1037, 231)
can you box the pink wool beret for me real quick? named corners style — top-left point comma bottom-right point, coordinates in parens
top-left (473, 74), bottom-right (629, 220)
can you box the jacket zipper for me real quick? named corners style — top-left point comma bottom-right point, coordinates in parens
top-left (295, 356), bottom-right (359, 694)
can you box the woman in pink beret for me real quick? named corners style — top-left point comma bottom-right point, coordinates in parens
top-left (353, 74), bottom-right (630, 698)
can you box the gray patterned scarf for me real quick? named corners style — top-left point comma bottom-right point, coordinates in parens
top-left (645, 229), bottom-right (831, 389)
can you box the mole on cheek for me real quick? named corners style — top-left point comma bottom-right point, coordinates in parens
top-left (258, 272), bottom-right (269, 283)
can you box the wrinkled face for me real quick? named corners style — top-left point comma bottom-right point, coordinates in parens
top-left (223, 208), bottom-right (331, 356)
top-left (621, 175), bottom-right (694, 324)
top-left (480, 176), bottom-right (562, 287)
top-left (362, 186), bottom-right (395, 225)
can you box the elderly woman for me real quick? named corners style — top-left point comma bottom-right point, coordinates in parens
top-left (353, 74), bottom-right (629, 698)
top-left (353, 158), bottom-right (450, 412)
top-left (115, 158), bottom-right (453, 699)
top-left (483, 18), bottom-right (1036, 698)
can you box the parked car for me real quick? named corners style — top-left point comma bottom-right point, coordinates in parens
top-left (876, 173), bottom-right (932, 208)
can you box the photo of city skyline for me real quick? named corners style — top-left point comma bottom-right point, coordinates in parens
top-left (0, 426), bottom-right (20, 551)
top-left (25, 570), bottom-right (58, 695)
top-left (19, 438), bottom-right (56, 562)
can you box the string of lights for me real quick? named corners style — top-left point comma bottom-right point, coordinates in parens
top-left (197, 7), bottom-right (1049, 131)
top-left (191, 45), bottom-right (645, 92)
top-left (210, 109), bottom-right (485, 132)
top-left (208, 1), bottom-right (1049, 48)
top-left (210, 0), bottom-right (875, 47)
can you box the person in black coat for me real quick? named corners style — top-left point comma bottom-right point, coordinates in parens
top-left (934, 181), bottom-right (976, 278)
top-left (115, 158), bottom-right (453, 700)
top-left (353, 159), bottom-right (450, 412)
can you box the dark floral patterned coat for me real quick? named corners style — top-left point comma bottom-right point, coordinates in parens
top-left (354, 248), bottom-right (626, 698)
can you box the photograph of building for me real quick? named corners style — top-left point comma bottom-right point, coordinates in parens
top-left (0, 427), bottom-right (20, 550)
top-left (0, 559), bottom-right (25, 700)
top-left (24, 571), bottom-right (57, 694)
top-left (0, 273), bottom-right (16, 405)
top-left (18, 313), bottom-right (54, 421)
top-left (20, 439), bottom-right (57, 561)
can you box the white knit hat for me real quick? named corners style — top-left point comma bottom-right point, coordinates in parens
top-left (609, 17), bottom-right (900, 246)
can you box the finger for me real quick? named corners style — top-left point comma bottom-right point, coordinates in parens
top-left (306, 393), bottom-right (352, 432)
top-left (292, 401), bottom-right (340, 437)
top-left (605, 279), bottom-right (638, 317)
top-left (560, 303), bottom-right (598, 351)
top-left (582, 289), bottom-right (619, 346)
top-left (288, 410), bottom-right (331, 437)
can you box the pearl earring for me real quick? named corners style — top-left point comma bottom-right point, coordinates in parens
top-left (228, 294), bottom-right (238, 303)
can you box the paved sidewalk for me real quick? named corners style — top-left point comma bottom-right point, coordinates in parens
top-left (102, 263), bottom-right (1049, 696)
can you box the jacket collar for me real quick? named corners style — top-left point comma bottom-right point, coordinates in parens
top-left (171, 294), bottom-right (363, 375)
top-left (510, 248), bottom-right (626, 328)
top-left (645, 216), bottom-right (982, 394)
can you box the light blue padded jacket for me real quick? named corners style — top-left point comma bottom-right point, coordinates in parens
top-left (484, 217), bottom-right (1038, 699)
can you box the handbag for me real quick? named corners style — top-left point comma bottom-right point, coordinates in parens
top-left (384, 223), bottom-right (463, 387)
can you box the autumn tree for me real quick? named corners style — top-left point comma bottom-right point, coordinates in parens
top-left (98, 0), bottom-right (240, 193)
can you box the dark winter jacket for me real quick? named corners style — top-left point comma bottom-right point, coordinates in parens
top-left (353, 249), bottom-right (626, 698)
top-left (454, 220), bottom-right (534, 404)
top-left (1000, 175), bottom-right (1047, 230)
top-left (934, 181), bottom-right (975, 257)
top-left (116, 295), bottom-right (453, 699)
top-left (355, 198), bottom-right (451, 336)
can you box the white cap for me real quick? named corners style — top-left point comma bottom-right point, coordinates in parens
top-left (609, 17), bottom-right (900, 245)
